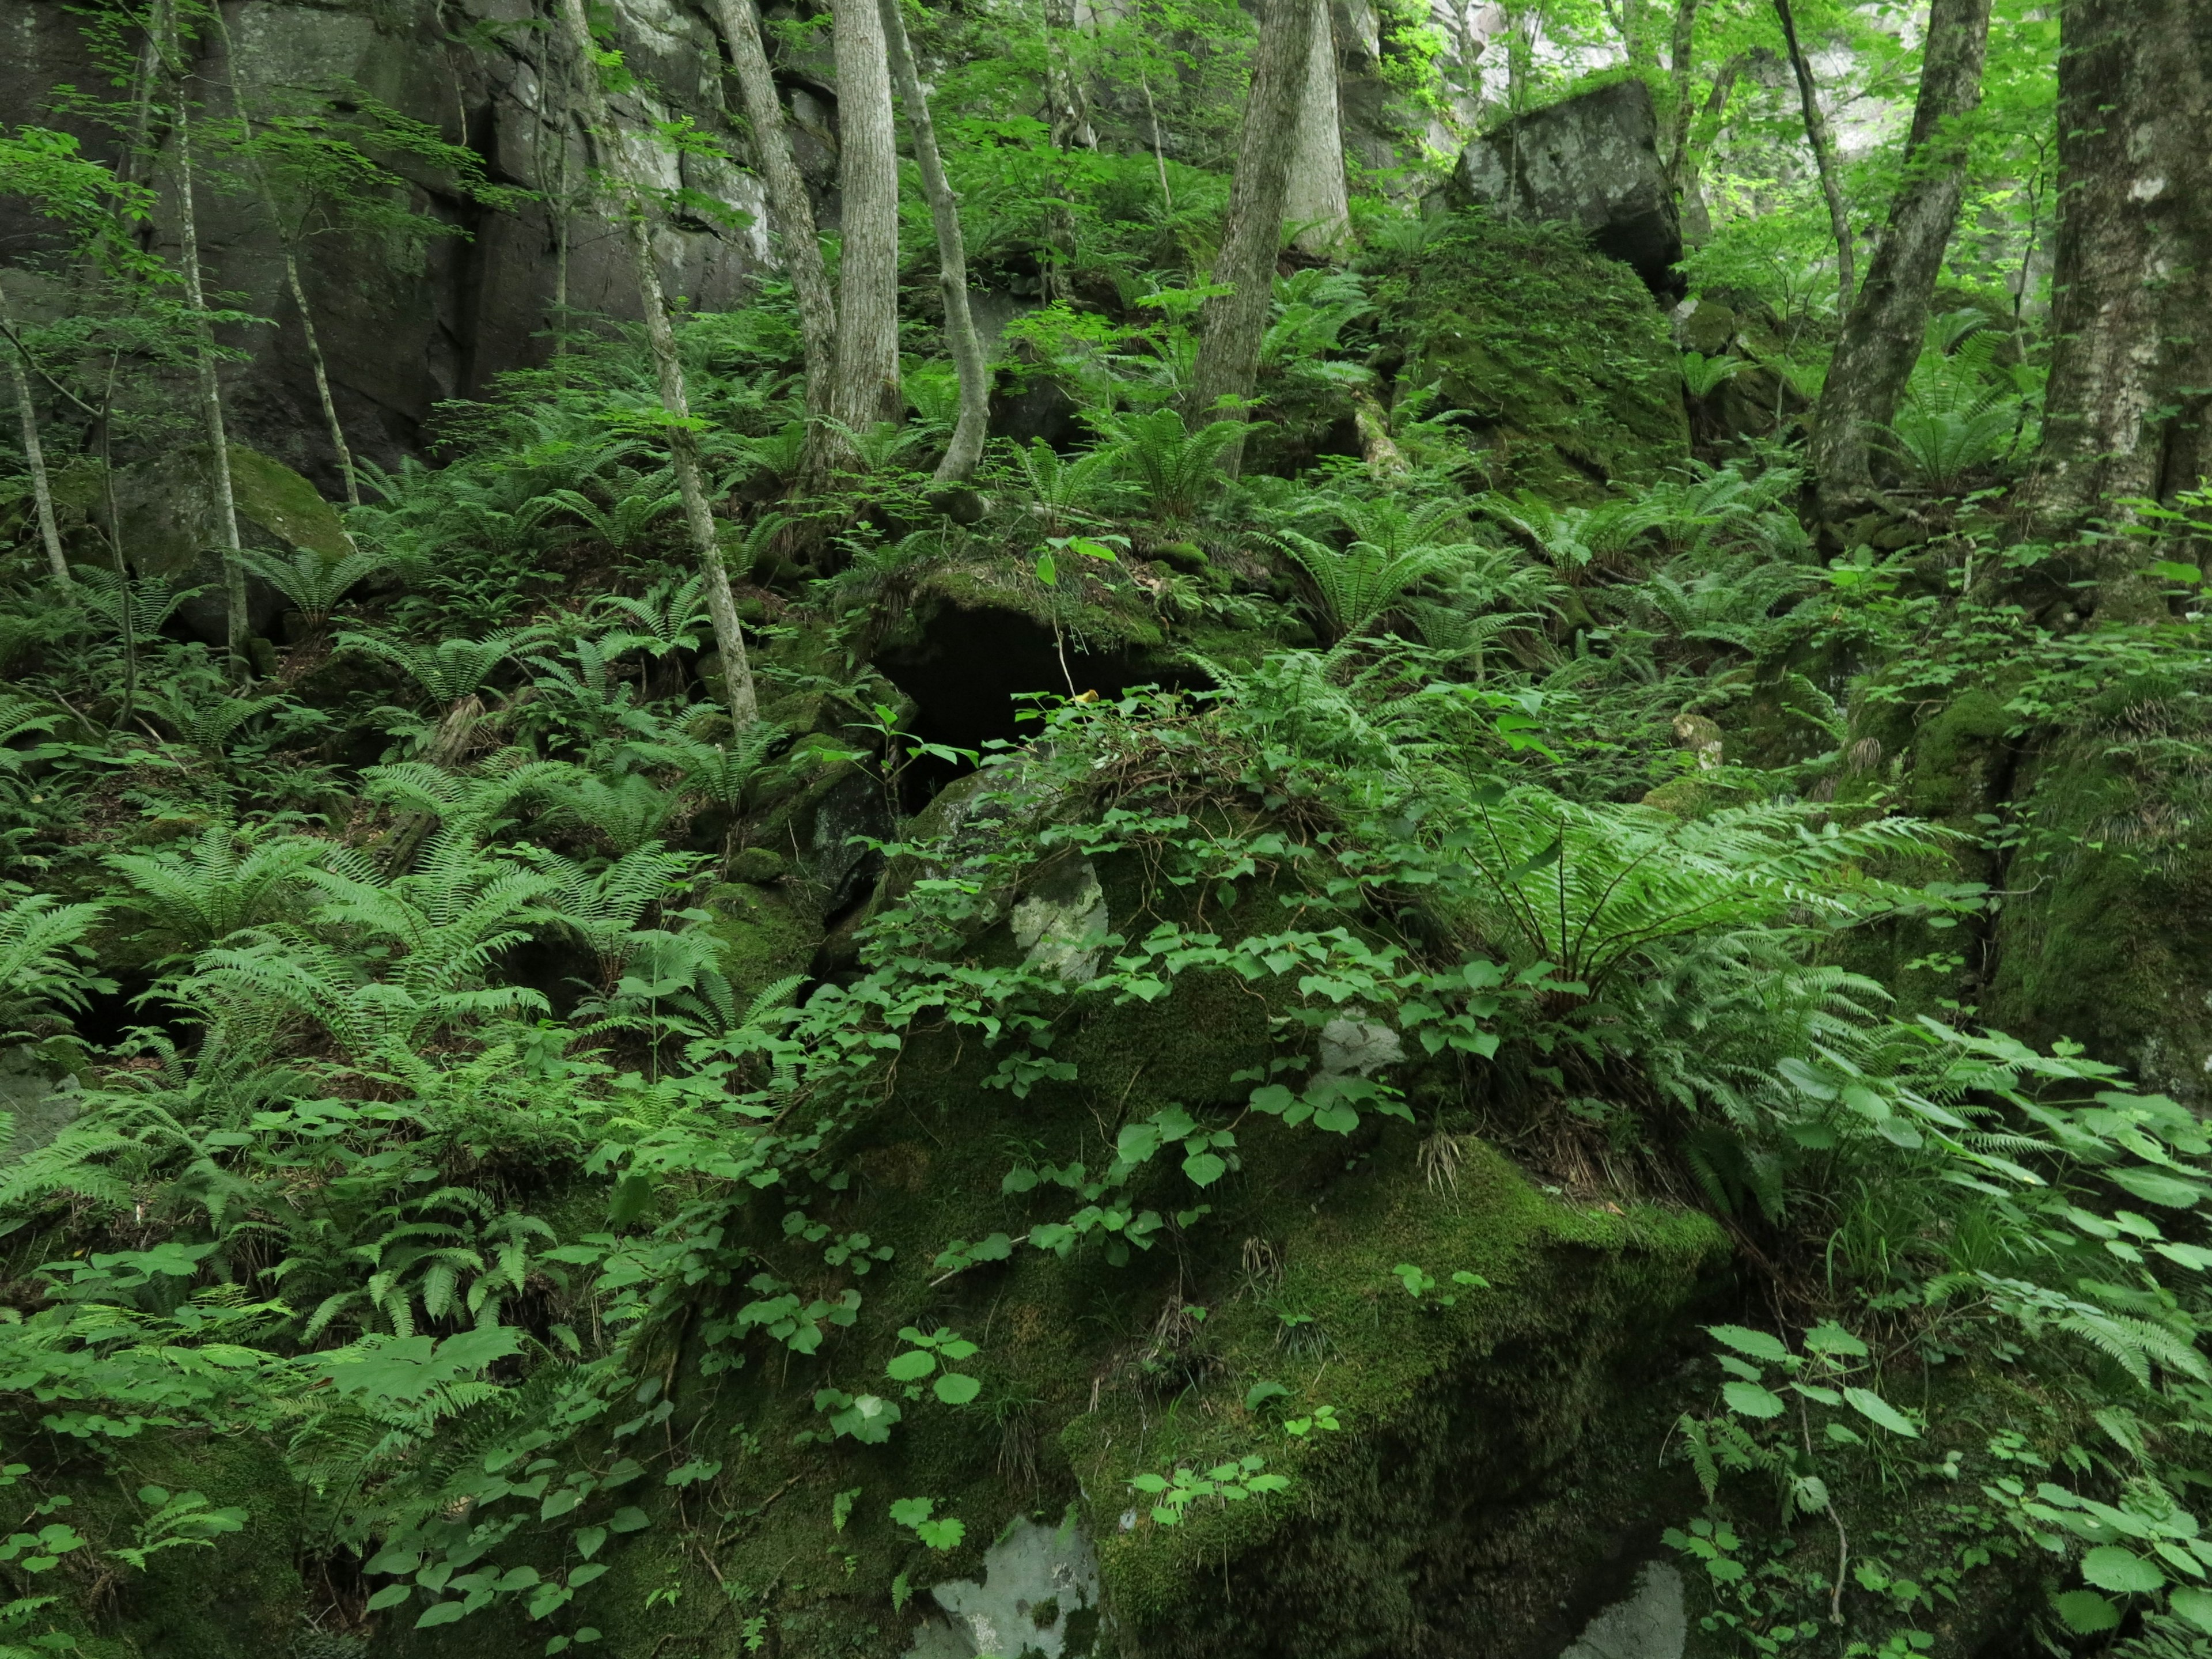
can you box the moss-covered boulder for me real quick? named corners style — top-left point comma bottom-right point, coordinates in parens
top-left (1403, 215), bottom-right (1691, 501)
top-left (113, 443), bottom-right (353, 646)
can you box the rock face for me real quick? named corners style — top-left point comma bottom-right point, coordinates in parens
top-left (1449, 81), bottom-right (1684, 297)
top-left (0, 0), bottom-right (781, 494)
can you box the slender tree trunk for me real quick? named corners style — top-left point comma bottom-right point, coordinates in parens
top-left (1136, 42), bottom-right (1173, 213)
top-left (1772, 0), bottom-right (1855, 317)
top-left (1676, 51), bottom-right (1747, 244)
top-left (208, 9), bottom-right (361, 507)
top-left (1283, 0), bottom-right (1350, 257)
top-left (2016, 0), bottom-right (2212, 605)
top-left (160, 13), bottom-right (251, 672)
top-left (876, 0), bottom-right (988, 484)
top-left (1662, 0), bottom-right (1701, 195)
top-left (1811, 0), bottom-right (1993, 513)
top-left (828, 0), bottom-right (902, 444)
top-left (707, 0), bottom-right (838, 429)
top-left (1183, 0), bottom-right (1320, 471)
top-left (3, 323), bottom-right (69, 585)
top-left (554, 0), bottom-right (759, 726)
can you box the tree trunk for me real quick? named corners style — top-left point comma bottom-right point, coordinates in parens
top-left (209, 8), bottom-right (361, 507)
top-left (1676, 51), bottom-right (1747, 244)
top-left (2, 320), bottom-right (70, 585)
top-left (1661, 0), bottom-right (1701, 195)
top-left (706, 0), bottom-right (838, 430)
top-left (876, 0), bottom-right (988, 484)
top-left (1772, 0), bottom-right (1855, 317)
top-left (2016, 0), bottom-right (2212, 597)
top-left (1810, 0), bottom-right (1993, 512)
top-left (1283, 0), bottom-right (1349, 257)
top-left (161, 13), bottom-right (251, 672)
top-left (1183, 0), bottom-right (1321, 470)
top-left (827, 0), bottom-right (902, 445)
top-left (553, 0), bottom-right (760, 728)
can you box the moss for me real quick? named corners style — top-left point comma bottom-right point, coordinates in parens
top-left (226, 446), bottom-right (355, 563)
top-left (1986, 735), bottom-right (2212, 1107)
top-left (1069, 1136), bottom-right (1726, 1653)
top-left (1403, 214), bottom-right (1690, 501)
top-left (702, 879), bottom-right (821, 997)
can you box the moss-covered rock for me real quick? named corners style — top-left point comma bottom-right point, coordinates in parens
top-left (1403, 214), bottom-right (1691, 501)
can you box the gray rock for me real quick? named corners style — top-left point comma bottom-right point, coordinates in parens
top-left (1449, 80), bottom-right (1684, 296)
top-left (904, 1516), bottom-right (1102, 1659)
top-left (1318, 1015), bottom-right (1403, 1077)
top-left (1559, 1563), bottom-right (1686, 1659)
top-left (0, 0), bottom-right (774, 491)
top-left (1012, 858), bottom-right (1108, 984)
top-left (0, 1046), bottom-right (81, 1165)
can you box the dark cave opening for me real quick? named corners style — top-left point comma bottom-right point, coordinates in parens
top-left (871, 601), bottom-right (1210, 811)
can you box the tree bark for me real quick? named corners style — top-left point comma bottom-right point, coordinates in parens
top-left (1772, 0), bottom-right (1855, 317)
top-left (2016, 0), bottom-right (2212, 592)
top-left (158, 10), bottom-right (251, 672)
top-left (209, 7), bottom-right (361, 507)
top-left (1282, 0), bottom-right (1349, 257)
top-left (1810, 0), bottom-right (1993, 512)
top-left (554, 0), bottom-right (759, 728)
top-left (1661, 0), bottom-right (1701, 195)
top-left (2, 317), bottom-right (70, 585)
top-left (876, 0), bottom-right (988, 484)
top-left (1183, 0), bottom-right (1321, 469)
top-left (706, 0), bottom-right (838, 431)
top-left (1676, 51), bottom-right (1747, 244)
top-left (827, 0), bottom-right (902, 444)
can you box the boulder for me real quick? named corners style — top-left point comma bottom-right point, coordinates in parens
top-left (1449, 80), bottom-right (1683, 297)
top-left (112, 443), bottom-right (352, 646)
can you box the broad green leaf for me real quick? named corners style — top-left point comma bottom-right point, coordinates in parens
top-left (366, 1584), bottom-right (412, 1611)
top-left (885, 1350), bottom-right (937, 1382)
top-left (1801, 1322), bottom-right (1868, 1357)
top-left (571, 1526), bottom-right (606, 1560)
top-left (1707, 1325), bottom-right (1789, 1364)
top-left (2110, 1166), bottom-right (2207, 1209)
top-left (933, 1373), bottom-right (982, 1406)
top-left (415, 1601), bottom-right (468, 1629)
top-left (1844, 1388), bottom-right (1919, 1437)
top-left (608, 1506), bottom-right (649, 1533)
top-left (2172, 1585), bottom-right (2212, 1635)
top-left (1181, 1151), bottom-right (1228, 1187)
top-left (1723, 1381), bottom-right (1786, 1419)
top-left (2053, 1590), bottom-right (2120, 1633)
top-left (2082, 1546), bottom-right (2164, 1594)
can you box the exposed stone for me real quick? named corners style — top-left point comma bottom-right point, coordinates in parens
top-left (1012, 857), bottom-right (1109, 984)
top-left (904, 1517), bottom-right (1103, 1659)
top-left (1558, 1563), bottom-right (1686, 1659)
top-left (0, 0), bottom-right (772, 491)
top-left (111, 443), bottom-right (353, 645)
top-left (0, 1046), bottom-right (80, 1165)
top-left (1449, 81), bottom-right (1684, 296)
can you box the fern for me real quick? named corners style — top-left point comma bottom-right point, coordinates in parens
top-left (241, 545), bottom-right (391, 635)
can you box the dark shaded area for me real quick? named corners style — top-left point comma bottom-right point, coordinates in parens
top-left (872, 600), bottom-right (1208, 809)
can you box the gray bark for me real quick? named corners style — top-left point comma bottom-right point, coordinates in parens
top-left (2018, 0), bottom-right (2212, 548)
top-left (1676, 51), bottom-right (1747, 244)
top-left (1661, 0), bottom-right (1700, 195)
top-left (706, 0), bottom-right (838, 431)
top-left (4, 335), bottom-right (69, 586)
top-left (828, 0), bottom-right (902, 442)
top-left (1772, 0), bottom-right (1855, 317)
top-left (209, 7), bottom-right (361, 507)
top-left (1283, 0), bottom-right (1349, 256)
top-left (1811, 0), bottom-right (1992, 510)
top-left (1184, 0), bottom-right (1322, 468)
top-left (160, 12), bottom-right (251, 670)
top-left (554, 0), bottom-right (760, 728)
top-left (876, 0), bottom-right (988, 484)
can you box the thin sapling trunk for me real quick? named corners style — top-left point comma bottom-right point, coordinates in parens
top-left (1773, 0), bottom-right (1855, 317)
top-left (876, 0), bottom-right (988, 483)
top-left (2, 309), bottom-right (70, 584)
top-left (554, 0), bottom-right (760, 727)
